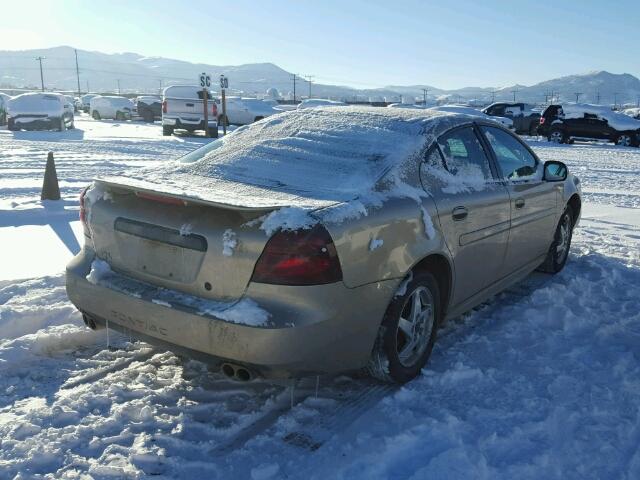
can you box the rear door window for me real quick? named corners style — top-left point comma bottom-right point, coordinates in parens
top-left (437, 127), bottom-right (493, 180)
top-left (481, 126), bottom-right (538, 180)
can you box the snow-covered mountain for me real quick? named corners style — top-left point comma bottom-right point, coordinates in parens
top-left (1, 46), bottom-right (639, 105)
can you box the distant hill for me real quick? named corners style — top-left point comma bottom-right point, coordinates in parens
top-left (1, 46), bottom-right (638, 106)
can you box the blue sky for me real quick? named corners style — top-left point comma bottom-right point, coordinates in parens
top-left (4, 0), bottom-right (639, 89)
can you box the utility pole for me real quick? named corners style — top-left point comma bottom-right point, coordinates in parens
top-left (595, 91), bottom-right (601, 104)
top-left (422, 88), bottom-right (429, 107)
top-left (86, 80), bottom-right (90, 93)
top-left (74, 49), bottom-right (81, 96)
top-left (117, 79), bottom-right (121, 95)
top-left (490, 90), bottom-right (497, 103)
top-left (637, 95), bottom-right (640, 108)
top-left (304, 74), bottom-right (315, 98)
top-left (291, 74), bottom-right (297, 103)
top-left (574, 92), bottom-right (583, 103)
top-left (36, 56), bottom-right (45, 91)
top-left (510, 89), bottom-right (518, 102)
top-left (158, 79), bottom-right (163, 95)
top-left (613, 92), bottom-right (619, 109)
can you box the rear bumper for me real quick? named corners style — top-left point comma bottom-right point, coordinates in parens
top-left (163, 116), bottom-right (218, 131)
top-left (9, 116), bottom-right (59, 130)
top-left (66, 248), bottom-right (396, 379)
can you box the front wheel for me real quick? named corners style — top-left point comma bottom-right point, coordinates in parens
top-left (538, 205), bottom-right (574, 274)
top-left (162, 125), bottom-right (174, 136)
top-left (368, 271), bottom-right (441, 384)
top-left (58, 117), bottom-right (66, 132)
top-left (92, 110), bottom-right (101, 120)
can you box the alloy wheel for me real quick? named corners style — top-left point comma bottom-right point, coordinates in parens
top-left (550, 131), bottom-right (563, 143)
top-left (396, 286), bottom-right (435, 367)
top-left (617, 135), bottom-right (631, 146)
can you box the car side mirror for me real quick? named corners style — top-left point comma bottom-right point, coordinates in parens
top-left (543, 161), bottom-right (568, 182)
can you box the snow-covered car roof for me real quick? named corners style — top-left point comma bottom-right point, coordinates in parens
top-left (101, 106), bottom-right (471, 209)
top-left (387, 103), bottom-right (425, 109)
top-left (560, 103), bottom-right (640, 131)
top-left (163, 85), bottom-right (217, 100)
top-left (90, 96), bottom-right (134, 107)
top-left (7, 92), bottom-right (66, 116)
top-left (427, 105), bottom-right (513, 127)
top-left (297, 98), bottom-right (347, 109)
top-left (136, 96), bottom-right (161, 104)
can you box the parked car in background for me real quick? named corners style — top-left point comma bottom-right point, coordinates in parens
top-left (298, 98), bottom-right (347, 109)
top-left (387, 103), bottom-right (425, 109)
top-left (162, 85), bottom-right (218, 136)
top-left (81, 93), bottom-right (99, 113)
top-left (136, 96), bottom-right (162, 122)
top-left (67, 107), bottom-right (580, 384)
top-left (427, 105), bottom-right (514, 130)
top-left (7, 92), bottom-right (74, 131)
top-left (538, 103), bottom-right (640, 147)
top-left (90, 96), bottom-right (134, 121)
top-left (217, 97), bottom-right (278, 125)
top-left (482, 102), bottom-right (541, 135)
top-left (0, 92), bottom-right (11, 125)
top-left (623, 107), bottom-right (640, 120)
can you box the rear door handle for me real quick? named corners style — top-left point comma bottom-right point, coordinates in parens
top-left (452, 206), bottom-right (468, 221)
top-left (515, 198), bottom-right (526, 209)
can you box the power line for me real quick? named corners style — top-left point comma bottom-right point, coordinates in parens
top-left (35, 56), bottom-right (45, 91)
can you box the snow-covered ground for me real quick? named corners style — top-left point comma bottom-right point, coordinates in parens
top-left (0, 120), bottom-right (639, 479)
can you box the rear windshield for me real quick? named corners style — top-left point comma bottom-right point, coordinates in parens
top-left (170, 108), bottom-right (428, 200)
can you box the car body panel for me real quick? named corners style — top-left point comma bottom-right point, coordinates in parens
top-left (66, 109), bottom-right (581, 379)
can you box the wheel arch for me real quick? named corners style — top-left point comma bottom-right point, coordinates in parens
top-left (568, 193), bottom-right (581, 224)
top-left (410, 253), bottom-right (453, 319)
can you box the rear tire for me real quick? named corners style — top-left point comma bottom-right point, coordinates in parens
top-left (368, 271), bottom-right (441, 384)
top-left (615, 133), bottom-right (636, 147)
top-left (7, 118), bottom-right (17, 131)
top-left (92, 110), bottom-right (101, 120)
top-left (538, 205), bottom-right (574, 274)
top-left (548, 128), bottom-right (566, 144)
top-left (162, 125), bottom-right (174, 136)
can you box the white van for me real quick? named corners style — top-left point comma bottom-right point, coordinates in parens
top-left (90, 96), bottom-right (134, 121)
top-left (162, 85), bottom-right (218, 136)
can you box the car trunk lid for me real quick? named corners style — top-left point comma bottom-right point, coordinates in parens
top-left (86, 181), bottom-right (286, 301)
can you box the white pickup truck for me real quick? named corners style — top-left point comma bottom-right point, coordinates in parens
top-left (162, 85), bottom-right (218, 137)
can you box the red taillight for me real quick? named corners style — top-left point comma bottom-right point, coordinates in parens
top-left (162, 100), bottom-right (167, 114)
top-left (79, 186), bottom-right (91, 236)
top-left (212, 102), bottom-right (217, 117)
top-left (539, 117), bottom-right (545, 124)
top-left (251, 225), bottom-right (342, 285)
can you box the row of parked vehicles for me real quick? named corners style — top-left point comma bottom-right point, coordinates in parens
top-left (3, 89), bottom-right (640, 147)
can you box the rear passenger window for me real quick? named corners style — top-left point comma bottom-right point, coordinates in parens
top-left (437, 127), bottom-right (493, 180)
top-left (481, 126), bottom-right (538, 180)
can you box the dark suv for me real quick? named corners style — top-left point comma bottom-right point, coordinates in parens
top-left (539, 104), bottom-right (640, 147)
top-left (482, 102), bottom-right (540, 135)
